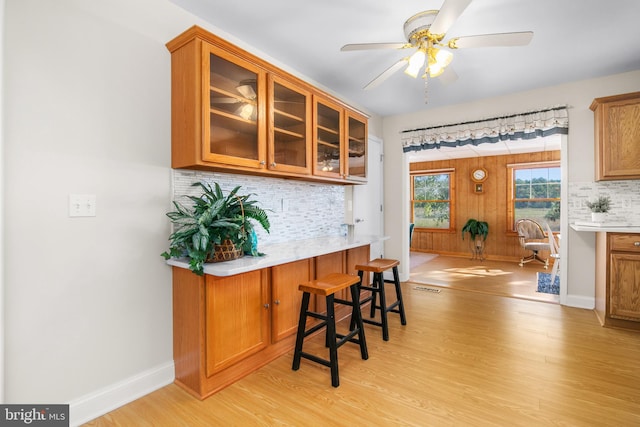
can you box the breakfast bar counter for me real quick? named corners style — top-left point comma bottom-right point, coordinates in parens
top-left (167, 234), bottom-right (388, 276)
top-left (168, 234), bottom-right (388, 399)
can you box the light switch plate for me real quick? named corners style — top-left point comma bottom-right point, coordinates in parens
top-left (69, 194), bottom-right (96, 217)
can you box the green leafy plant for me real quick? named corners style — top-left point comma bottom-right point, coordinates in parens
top-left (161, 181), bottom-right (270, 275)
top-left (585, 195), bottom-right (611, 213)
top-left (461, 218), bottom-right (489, 241)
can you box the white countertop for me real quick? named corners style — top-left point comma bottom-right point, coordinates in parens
top-left (570, 222), bottom-right (640, 233)
top-left (166, 234), bottom-right (389, 276)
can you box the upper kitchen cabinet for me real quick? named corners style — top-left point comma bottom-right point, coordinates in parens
top-left (268, 75), bottom-right (312, 175)
top-left (346, 110), bottom-right (368, 182)
top-left (590, 91), bottom-right (640, 181)
top-left (313, 96), bottom-right (368, 181)
top-left (313, 96), bottom-right (344, 179)
top-left (166, 26), bottom-right (367, 184)
top-left (166, 27), bottom-right (267, 171)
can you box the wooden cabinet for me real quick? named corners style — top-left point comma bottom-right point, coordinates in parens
top-left (312, 96), bottom-right (368, 182)
top-left (268, 75), bottom-right (312, 174)
top-left (271, 259), bottom-right (312, 342)
top-left (313, 96), bottom-right (343, 179)
top-left (205, 270), bottom-right (269, 376)
top-left (346, 110), bottom-right (368, 182)
top-left (172, 244), bottom-right (371, 398)
top-left (595, 232), bottom-right (640, 330)
top-left (590, 91), bottom-right (640, 181)
top-left (166, 26), bottom-right (366, 184)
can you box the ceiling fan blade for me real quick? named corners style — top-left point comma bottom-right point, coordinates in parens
top-left (439, 66), bottom-right (458, 85)
top-left (364, 58), bottom-right (408, 90)
top-left (429, 0), bottom-right (473, 36)
top-left (450, 31), bottom-right (534, 49)
top-left (341, 42), bottom-right (409, 51)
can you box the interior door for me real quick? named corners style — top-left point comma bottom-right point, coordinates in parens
top-left (352, 135), bottom-right (384, 258)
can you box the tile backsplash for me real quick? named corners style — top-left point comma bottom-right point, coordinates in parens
top-left (172, 170), bottom-right (346, 246)
top-left (568, 180), bottom-right (640, 224)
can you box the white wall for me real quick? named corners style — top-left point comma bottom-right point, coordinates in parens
top-left (2, 0), bottom-right (383, 424)
top-left (0, 0), bottom-right (6, 404)
top-left (382, 69), bottom-right (640, 307)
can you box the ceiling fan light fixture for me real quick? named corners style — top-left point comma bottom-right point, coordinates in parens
top-left (404, 48), bottom-right (426, 78)
top-left (435, 49), bottom-right (453, 68)
top-left (425, 47), bottom-right (453, 78)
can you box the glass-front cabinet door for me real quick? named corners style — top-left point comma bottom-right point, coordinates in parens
top-left (313, 97), bottom-right (343, 179)
top-left (204, 44), bottom-right (267, 169)
top-left (346, 111), bottom-right (367, 181)
top-left (268, 75), bottom-right (311, 174)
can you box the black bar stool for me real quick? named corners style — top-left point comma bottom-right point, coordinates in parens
top-left (354, 258), bottom-right (407, 341)
top-left (292, 273), bottom-right (368, 387)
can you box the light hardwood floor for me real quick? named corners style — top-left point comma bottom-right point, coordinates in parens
top-left (85, 274), bottom-right (640, 426)
top-left (408, 252), bottom-right (560, 303)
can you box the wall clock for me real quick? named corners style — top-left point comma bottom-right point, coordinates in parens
top-left (471, 168), bottom-right (488, 183)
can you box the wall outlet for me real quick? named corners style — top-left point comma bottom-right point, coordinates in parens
top-left (69, 194), bottom-right (96, 217)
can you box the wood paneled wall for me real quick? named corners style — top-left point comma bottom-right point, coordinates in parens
top-left (410, 151), bottom-right (561, 261)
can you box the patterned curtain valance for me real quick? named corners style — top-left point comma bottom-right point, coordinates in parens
top-left (401, 106), bottom-right (569, 153)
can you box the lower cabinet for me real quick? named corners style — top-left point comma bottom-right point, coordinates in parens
top-left (172, 244), bottom-right (370, 399)
top-left (595, 232), bottom-right (640, 330)
top-left (271, 259), bottom-right (312, 342)
top-left (205, 270), bottom-right (270, 376)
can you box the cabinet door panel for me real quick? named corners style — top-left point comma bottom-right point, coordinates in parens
top-left (610, 252), bottom-right (640, 321)
top-left (315, 251), bottom-right (346, 312)
top-left (205, 271), bottom-right (269, 376)
top-left (313, 97), bottom-right (343, 178)
top-left (204, 44), bottom-right (267, 168)
top-left (346, 111), bottom-right (367, 181)
top-left (271, 259), bottom-right (312, 342)
top-left (268, 75), bottom-right (312, 174)
top-left (592, 92), bottom-right (640, 180)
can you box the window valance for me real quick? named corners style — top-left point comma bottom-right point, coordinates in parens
top-left (401, 106), bottom-right (569, 153)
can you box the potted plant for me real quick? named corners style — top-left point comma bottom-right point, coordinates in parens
top-left (586, 195), bottom-right (611, 223)
top-left (161, 181), bottom-right (270, 275)
top-left (461, 218), bottom-right (489, 260)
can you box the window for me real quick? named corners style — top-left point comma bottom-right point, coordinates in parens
top-left (508, 162), bottom-right (560, 231)
top-left (411, 170), bottom-right (454, 231)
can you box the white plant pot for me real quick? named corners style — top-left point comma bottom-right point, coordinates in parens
top-left (591, 212), bottom-right (607, 223)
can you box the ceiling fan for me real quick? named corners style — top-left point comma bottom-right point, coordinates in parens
top-left (341, 0), bottom-right (533, 91)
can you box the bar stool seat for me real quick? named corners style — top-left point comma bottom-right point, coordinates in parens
top-left (292, 272), bottom-right (368, 387)
top-left (354, 258), bottom-right (407, 341)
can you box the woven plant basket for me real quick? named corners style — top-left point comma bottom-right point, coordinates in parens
top-left (208, 239), bottom-right (243, 263)
top-left (207, 195), bottom-right (245, 263)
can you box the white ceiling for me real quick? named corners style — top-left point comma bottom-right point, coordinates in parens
top-left (168, 0), bottom-right (637, 161)
top-left (169, 0), bottom-right (640, 119)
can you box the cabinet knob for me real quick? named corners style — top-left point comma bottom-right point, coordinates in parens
top-left (274, 300), bottom-right (280, 305)
top-left (271, 162), bottom-right (277, 167)
top-left (263, 303), bottom-right (269, 309)
top-left (635, 242), bottom-right (640, 247)
top-left (259, 161), bottom-right (266, 166)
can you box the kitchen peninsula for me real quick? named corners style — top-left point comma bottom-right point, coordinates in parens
top-left (167, 235), bottom-right (387, 399)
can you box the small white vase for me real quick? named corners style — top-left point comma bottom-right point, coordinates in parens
top-left (591, 212), bottom-right (607, 223)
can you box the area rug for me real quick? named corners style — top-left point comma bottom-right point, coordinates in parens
top-left (537, 272), bottom-right (560, 295)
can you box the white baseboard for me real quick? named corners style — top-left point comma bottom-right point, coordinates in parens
top-left (69, 361), bottom-right (175, 427)
top-left (564, 294), bottom-right (595, 310)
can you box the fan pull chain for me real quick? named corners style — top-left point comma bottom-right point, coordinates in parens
top-left (423, 78), bottom-right (429, 104)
